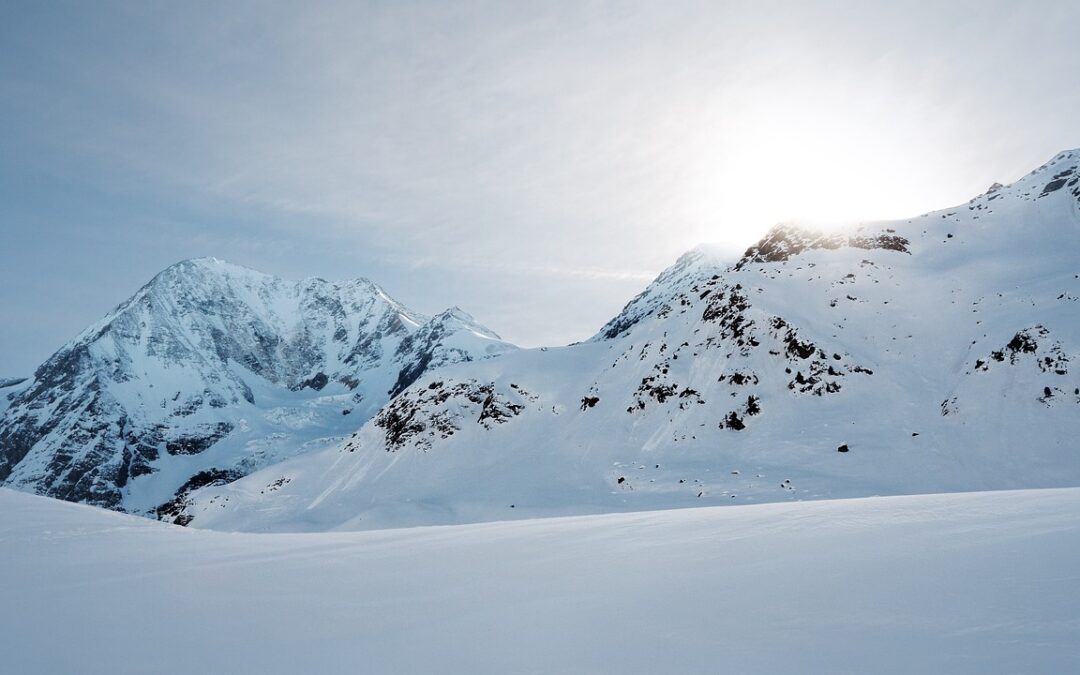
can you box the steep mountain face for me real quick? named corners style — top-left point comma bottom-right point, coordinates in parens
top-left (0, 259), bottom-right (515, 514)
top-left (178, 149), bottom-right (1080, 532)
top-left (0, 378), bottom-right (28, 417)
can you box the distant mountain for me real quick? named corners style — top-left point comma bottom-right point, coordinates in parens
top-left (0, 258), bottom-right (515, 515)
top-left (178, 150), bottom-right (1080, 532)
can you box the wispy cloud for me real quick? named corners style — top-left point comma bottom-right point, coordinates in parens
top-left (388, 251), bottom-right (657, 282)
top-left (2, 0), bottom-right (1080, 369)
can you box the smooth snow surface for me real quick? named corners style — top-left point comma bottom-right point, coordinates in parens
top-left (2, 486), bottom-right (1078, 674)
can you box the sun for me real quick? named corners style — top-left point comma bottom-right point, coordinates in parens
top-left (677, 106), bottom-right (941, 253)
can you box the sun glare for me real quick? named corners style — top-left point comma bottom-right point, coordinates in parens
top-left (681, 108), bottom-right (935, 251)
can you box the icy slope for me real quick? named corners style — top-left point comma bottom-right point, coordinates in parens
top-left (183, 150), bottom-right (1080, 531)
top-left (0, 258), bottom-right (514, 515)
top-left (2, 486), bottom-right (1078, 674)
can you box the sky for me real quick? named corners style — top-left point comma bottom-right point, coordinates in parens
top-left (2, 0), bottom-right (1079, 375)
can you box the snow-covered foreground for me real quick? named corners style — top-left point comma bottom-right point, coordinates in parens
top-left (2, 487), bottom-right (1078, 674)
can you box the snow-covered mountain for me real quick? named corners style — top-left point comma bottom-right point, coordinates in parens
top-left (0, 258), bottom-right (515, 515)
top-left (178, 149), bottom-right (1080, 531)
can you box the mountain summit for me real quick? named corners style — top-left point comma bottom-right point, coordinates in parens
top-left (0, 259), bottom-right (515, 514)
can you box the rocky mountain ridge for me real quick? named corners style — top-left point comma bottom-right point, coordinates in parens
top-left (175, 149), bottom-right (1080, 532)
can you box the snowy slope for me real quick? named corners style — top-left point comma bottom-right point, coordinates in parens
top-left (2, 486), bottom-right (1078, 674)
top-left (182, 150), bottom-right (1080, 531)
top-left (0, 259), bottom-right (514, 515)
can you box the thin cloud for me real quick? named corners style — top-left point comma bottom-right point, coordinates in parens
top-left (2, 1), bottom-right (1080, 372)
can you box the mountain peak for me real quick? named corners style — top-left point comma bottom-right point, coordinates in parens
top-left (1, 258), bottom-right (516, 514)
top-left (592, 244), bottom-right (729, 342)
top-left (167, 256), bottom-right (258, 274)
top-left (431, 306), bottom-right (506, 341)
top-left (162, 259), bottom-right (398, 304)
top-left (434, 306), bottom-right (476, 324)
top-left (184, 255), bottom-right (226, 265)
top-left (147, 257), bottom-right (276, 291)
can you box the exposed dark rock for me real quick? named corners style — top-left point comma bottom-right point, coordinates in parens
top-left (389, 351), bottom-right (433, 397)
top-left (722, 411), bottom-right (745, 430)
top-left (165, 422), bottom-right (234, 456)
top-left (735, 224), bottom-right (910, 269)
top-left (745, 395), bottom-right (761, 416)
top-left (1007, 332), bottom-right (1038, 354)
top-left (156, 467), bottom-right (245, 525)
top-left (375, 379), bottom-right (526, 451)
top-left (721, 371), bottom-right (759, 386)
top-left (293, 372), bottom-right (329, 391)
top-left (941, 397), bottom-right (958, 416)
top-left (477, 391), bottom-right (525, 425)
top-left (376, 401), bottom-right (426, 450)
top-left (1042, 178), bottom-right (1068, 195)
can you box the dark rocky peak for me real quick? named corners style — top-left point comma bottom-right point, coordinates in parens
top-left (734, 224), bottom-right (909, 270)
